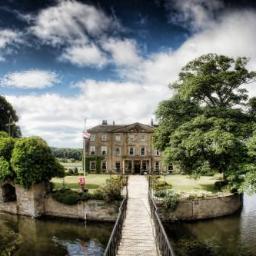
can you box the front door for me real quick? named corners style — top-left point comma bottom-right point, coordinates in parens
top-left (134, 161), bottom-right (141, 174)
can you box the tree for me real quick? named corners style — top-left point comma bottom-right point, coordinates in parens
top-left (0, 137), bottom-right (15, 161)
top-left (155, 53), bottom-right (256, 191)
top-left (0, 157), bottom-right (12, 182)
top-left (11, 137), bottom-right (64, 188)
top-left (171, 54), bottom-right (256, 108)
top-left (0, 95), bottom-right (21, 137)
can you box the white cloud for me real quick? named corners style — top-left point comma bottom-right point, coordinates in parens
top-left (0, 29), bottom-right (22, 61)
top-left (59, 43), bottom-right (108, 68)
top-left (6, 10), bottom-right (256, 147)
top-left (102, 38), bottom-right (141, 66)
top-left (166, 0), bottom-right (224, 30)
top-left (1, 69), bottom-right (59, 89)
top-left (30, 0), bottom-right (115, 46)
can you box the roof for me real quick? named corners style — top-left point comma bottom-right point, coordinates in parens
top-left (88, 122), bottom-right (154, 133)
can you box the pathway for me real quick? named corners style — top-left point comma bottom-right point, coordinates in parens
top-left (117, 175), bottom-right (158, 256)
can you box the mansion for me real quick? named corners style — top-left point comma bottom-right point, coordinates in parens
top-left (85, 121), bottom-right (166, 174)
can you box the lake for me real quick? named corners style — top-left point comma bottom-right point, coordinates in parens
top-left (0, 213), bottom-right (113, 256)
top-left (165, 194), bottom-right (256, 256)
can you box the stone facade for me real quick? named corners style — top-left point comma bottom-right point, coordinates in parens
top-left (157, 193), bottom-right (243, 221)
top-left (86, 121), bottom-right (166, 174)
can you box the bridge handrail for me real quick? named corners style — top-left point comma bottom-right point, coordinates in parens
top-left (148, 176), bottom-right (176, 256)
top-left (104, 176), bottom-right (128, 256)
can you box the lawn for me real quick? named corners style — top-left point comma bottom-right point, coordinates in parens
top-left (51, 174), bottom-right (113, 191)
top-left (161, 174), bottom-right (223, 194)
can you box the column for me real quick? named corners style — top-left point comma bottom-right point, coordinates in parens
top-left (122, 160), bottom-right (125, 174)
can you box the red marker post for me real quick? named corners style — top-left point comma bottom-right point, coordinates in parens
top-left (79, 177), bottom-right (86, 191)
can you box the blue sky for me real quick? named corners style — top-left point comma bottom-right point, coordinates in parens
top-left (1, 0), bottom-right (256, 147)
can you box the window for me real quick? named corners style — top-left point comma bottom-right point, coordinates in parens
top-left (90, 161), bottom-right (96, 170)
top-left (90, 135), bottom-right (95, 141)
top-left (154, 149), bottom-right (161, 156)
top-left (115, 134), bottom-right (121, 141)
top-left (102, 161), bottom-right (107, 171)
top-left (115, 162), bottom-right (121, 172)
top-left (129, 147), bottom-right (135, 156)
top-left (141, 134), bottom-right (146, 141)
top-left (115, 147), bottom-right (121, 156)
top-left (155, 161), bottom-right (160, 171)
top-left (90, 146), bottom-right (95, 155)
top-left (101, 134), bottom-right (107, 141)
top-left (141, 147), bottom-right (145, 156)
top-left (101, 146), bottom-right (107, 155)
top-left (168, 164), bottom-right (173, 171)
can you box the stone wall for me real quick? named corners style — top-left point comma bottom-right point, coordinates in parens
top-left (0, 182), bottom-right (119, 221)
top-left (157, 193), bottom-right (243, 221)
top-left (44, 196), bottom-right (119, 221)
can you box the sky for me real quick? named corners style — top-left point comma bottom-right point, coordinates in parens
top-left (1, 0), bottom-right (256, 148)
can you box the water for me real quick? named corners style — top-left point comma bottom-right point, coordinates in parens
top-left (0, 213), bottom-right (113, 256)
top-left (165, 194), bottom-right (256, 256)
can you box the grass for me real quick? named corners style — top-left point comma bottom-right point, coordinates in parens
top-left (51, 174), bottom-right (114, 191)
top-left (161, 174), bottom-right (223, 194)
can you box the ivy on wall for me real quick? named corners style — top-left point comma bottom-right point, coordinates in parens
top-left (85, 156), bottom-right (104, 173)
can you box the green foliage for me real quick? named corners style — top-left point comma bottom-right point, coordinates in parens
top-left (0, 137), bottom-right (15, 161)
top-left (161, 190), bottom-right (179, 211)
top-left (99, 176), bottom-right (123, 202)
top-left (0, 95), bottom-right (21, 137)
top-left (155, 53), bottom-right (256, 191)
top-left (85, 156), bottom-right (104, 173)
top-left (0, 131), bottom-right (8, 138)
top-left (11, 137), bottom-right (64, 188)
top-left (0, 157), bottom-right (12, 182)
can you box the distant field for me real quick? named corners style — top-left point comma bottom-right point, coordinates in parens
top-left (51, 174), bottom-right (113, 191)
top-left (59, 161), bottom-right (83, 171)
top-left (161, 174), bottom-right (223, 194)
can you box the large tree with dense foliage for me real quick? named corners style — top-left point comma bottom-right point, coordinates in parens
top-left (11, 137), bottom-right (64, 188)
top-left (0, 96), bottom-right (21, 137)
top-left (155, 53), bottom-right (256, 191)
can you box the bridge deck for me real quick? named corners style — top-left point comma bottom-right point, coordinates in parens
top-left (117, 176), bottom-right (158, 256)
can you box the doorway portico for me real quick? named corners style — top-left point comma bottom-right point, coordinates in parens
top-left (122, 159), bottom-right (152, 174)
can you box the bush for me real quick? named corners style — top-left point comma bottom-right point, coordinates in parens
top-left (11, 137), bottom-right (64, 188)
top-left (0, 137), bottom-right (15, 161)
top-left (162, 190), bottom-right (179, 211)
top-left (100, 176), bottom-right (123, 202)
top-left (0, 157), bottom-right (13, 182)
top-left (0, 131), bottom-right (9, 138)
top-left (154, 189), bottom-right (168, 198)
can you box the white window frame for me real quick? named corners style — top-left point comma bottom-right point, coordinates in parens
top-left (90, 161), bottom-right (96, 170)
top-left (101, 146), bottom-right (107, 155)
top-left (141, 146), bottom-right (146, 156)
top-left (115, 147), bottom-right (121, 156)
top-left (128, 134), bottom-right (135, 141)
top-left (90, 146), bottom-right (95, 155)
top-left (115, 161), bottom-right (121, 171)
top-left (141, 134), bottom-right (146, 141)
top-left (154, 149), bottom-right (161, 156)
top-left (101, 134), bottom-right (107, 141)
top-left (101, 161), bottom-right (107, 170)
top-left (129, 147), bottom-right (135, 156)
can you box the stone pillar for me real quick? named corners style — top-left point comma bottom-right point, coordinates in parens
top-left (122, 160), bottom-right (125, 174)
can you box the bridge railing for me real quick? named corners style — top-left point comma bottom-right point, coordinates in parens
top-left (104, 176), bottom-right (128, 256)
top-left (148, 176), bottom-right (176, 256)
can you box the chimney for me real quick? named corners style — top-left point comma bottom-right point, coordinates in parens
top-left (150, 118), bottom-right (154, 127)
top-left (102, 120), bottom-right (108, 125)
top-left (113, 121), bottom-right (115, 125)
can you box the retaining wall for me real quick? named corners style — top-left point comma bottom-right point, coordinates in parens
top-left (157, 193), bottom-right (243, 221)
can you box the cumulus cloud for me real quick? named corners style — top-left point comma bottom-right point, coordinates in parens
top-left (1, 69), bottom-right (59, 89)
top-left (29, 0), bottom-right (141, 69)
top-left (166, 0), bottom-right (224, 30)
top-left (59, 44), bottom-right (108, 68)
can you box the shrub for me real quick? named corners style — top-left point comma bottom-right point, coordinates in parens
top-left (162, 190), bottom-right (179, 211)
top-left (11, 137), bottom-right (64, 188)
top-left (0, 157), bottom-right (13, 182)
top-left (100, 176), bottom-right (123, 202)
top-left (154, 189), bottom-right (168, 198)
top-left (0, 131), bottom-right (9, 138)
top-left (0, 137), bottom-right (15, 161)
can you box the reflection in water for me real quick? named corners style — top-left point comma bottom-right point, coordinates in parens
top-left (0, 213), bottom-right (113, 256)
top-left (165, 194), bottom-right (256, 256)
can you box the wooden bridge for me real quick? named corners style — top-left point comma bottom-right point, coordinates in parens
top-left (104, 175), bottom-right (175, 256)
